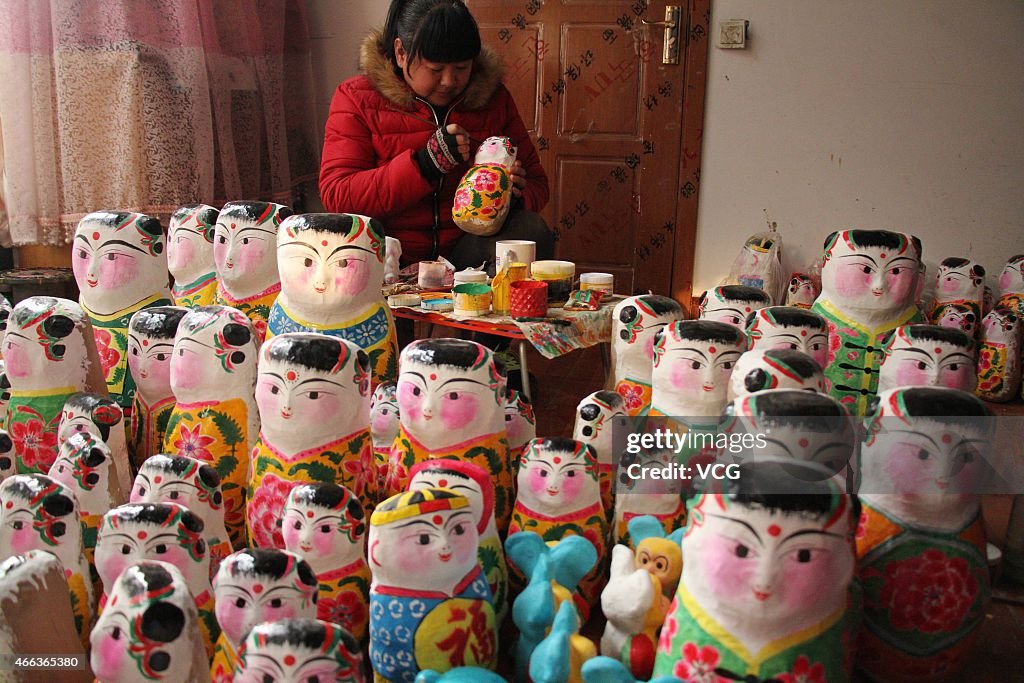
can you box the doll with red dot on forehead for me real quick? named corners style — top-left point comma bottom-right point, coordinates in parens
top-left (168, 204), bottom-right (220, 308)
top-left (928, 257), bottom-right (985, 338)
top-left (610, 295), bottom-right (685, 418)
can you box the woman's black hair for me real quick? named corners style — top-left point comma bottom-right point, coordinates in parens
top-left (384, 0), bottom-right (482, 73)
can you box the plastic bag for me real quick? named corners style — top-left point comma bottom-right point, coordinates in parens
top-left (723, 231), bottom-right (784, 305)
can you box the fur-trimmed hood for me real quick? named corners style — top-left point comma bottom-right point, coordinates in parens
top-left (359, 29), bottom-right (504, 110)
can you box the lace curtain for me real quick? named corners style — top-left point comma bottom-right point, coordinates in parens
top-left (0, 0), bottom-right (320, 247)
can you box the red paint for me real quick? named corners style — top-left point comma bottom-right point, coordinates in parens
top-left (942, 434), bottom-right (952, 444)
top-left (321, 240), bottom-right (328, 247)
top-left (553, 456), bottom-right (561, 464)
top-left (287, 371), bottom-right (297, 381)
top-left (798, 438), bottom-right (809, 448)
top-left (432, 514), bottom-right (443, 525)
top-left (767, 524), bottom-right (781, 537)
top-left (253, 584), bottom-right (263, 594)
top-left (307, 510), bottom-right (314, 518)
top-left (137, 531), bottom-right (147, 539)
top-left (284, 655), bottom-right (296, 666)
top-left (438, 479), bottom-right (448, 488)
top-left (91, 231), bottom-right (100, 241)
top-left (709, 346), bottom-right (716, 354)
top-left (430, 373), bottom-right (437, 380)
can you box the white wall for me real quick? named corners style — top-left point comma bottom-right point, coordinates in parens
top-left (694, 0), bottom-right (1024, 298)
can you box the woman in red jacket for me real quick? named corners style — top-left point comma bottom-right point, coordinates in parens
top-left (319, 0), bottom-right (553, 271)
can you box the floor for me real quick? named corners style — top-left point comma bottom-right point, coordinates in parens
top-left (519, 342), bottom-right (1024, 681)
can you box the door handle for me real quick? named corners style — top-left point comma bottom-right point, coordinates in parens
top-left (642, 5), bottom-right (682, 65)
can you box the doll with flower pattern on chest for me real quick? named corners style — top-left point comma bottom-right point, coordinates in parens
top-left (268, 213), bottom-right (398, 386)
top-left (163, 306), bottom-right (259, 548)
top-left (371, 382), bottom-right (400, 493)
top-left (282, 482), bottom-right (371, 641)
top-left (811, 229), bottom-right (924, 415)
top-left (209, 548), bottom-right (319, 683)
top-left (387, 338), bottom-right (512, 530)
top-left (128, 306), bottom-right (188, 466)
top-left (369, 487), bottom-right (497, 682)
top-left (4, 297), bottom-right (96, 474)
top-left (73, 211), bottom-right (173, 412)
top-left (213, 201), bottom-right (292, 342)
top-left (976, 306), bottom-right (1021, 402)
top-left (168, 203), bottom-right (220, 308)
top-left (248, 332), bottom-right (375, 548)
top-left (610, 296), bottom-right (685, 418)
top-left (509, 437), bottom-right (608, 608)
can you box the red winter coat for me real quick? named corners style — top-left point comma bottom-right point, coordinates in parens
top-left (319, 31), bottom-right (549, 265)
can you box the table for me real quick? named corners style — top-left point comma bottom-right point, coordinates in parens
top-left (390, 299), bottom-right (616, 402)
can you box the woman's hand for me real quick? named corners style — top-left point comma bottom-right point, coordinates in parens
top-left (509, 160), bottom-right (527, 198)
top-left (445, 124), bottom-right (472, 163)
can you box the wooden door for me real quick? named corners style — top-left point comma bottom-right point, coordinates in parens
top-left (470, 0), bottom-right (709, 308)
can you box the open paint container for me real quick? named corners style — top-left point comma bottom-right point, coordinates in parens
top-left (530, 260), bottom-right (575, 302)
top-left (452, 283), bottom-right (493, 316)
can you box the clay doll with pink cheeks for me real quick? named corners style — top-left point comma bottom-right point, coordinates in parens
top-left (976, 306), bottom-right (1021, 401)
top-left (168, 203), bottom-right (219, 308)
top-left (249, 332), bottom-right (375, 548)
top-left (4, 297), bottom-right (92, 474)
top-left (281, 482), bottom-right (370, 641)
top-left (610, 295), bottom-right (686, 417)
top-left (213, 201), bottom-right (293, 342)
top-left (504, 388), bottom-right (536, 469)
top-left (856, 387), bottom-right (993, 682)
top-left (370, 382), bottom-right (399, 492)
top-left (877, 324), bottom-right (976, 395)
top-left (652, 464), bottom-right (860, 681)
top-left (611, 446), bottom-right (686, 546)
top-left (649, 320), bottom-right (746, 421)
top-left (58, 392), bottom-right (131, 505)
top-left (745, 306), bottom-right (829, 366)
top-left (573, 390), bottom-right (627, 514)
top-left (785, 273), bottom-right (818, 309)
top-left (73, 211), bottom-right (173, 411)
top-left (95, 502), bottom-right (218, 656)
top-left (127, 306), bottom-right (188, 465)
top-left (368, 488), bottom-right (498, 681)
top-left (269, 213), bottom-right (398, 385)
top-left (409, 458), bottom-right (509, 624)
top-left (996, 253), bottom-right (1024, 317)
top-left (234, 618), bottom-right (365, 683)
top-left (727, 349), bottom-right (826, 402)
top-left (697, 285), bottom-right (772, 330)
top-left (928, 257), bottom-right (985, 337)
top-left (91, 561), bottom-right (211, 683)
top-left (163, 305), bottom-right (259, 548)
top-left (132, 454), bottom-right (233, 579)
top-left (209, 548), bottom-right (319, 683)
top-left (509, 437), bottom-right (608, 608)
top-left (0, 473), bottom-right (93, 648)
top-left (388, 338), bottom-right (512, 529)
top-left (811, 229), bottom-right (924, 415)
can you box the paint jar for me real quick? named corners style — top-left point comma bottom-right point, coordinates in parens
top-left (510, 280), bottom-right (548, 318)
top-left (418, 260), bottom-right (447, 288)
top-left (496, 240), bottom-right (536, 273)
top-left (454, 269), bottom-right (488, 287)
top-left (580, 272), bottom-right (614, 294)
top-left (491, 262), bottom-right (530, 315)
top-left (530, 260), bottom-right (575, 302)
top-left (452, 283), bottom-right (493, 317)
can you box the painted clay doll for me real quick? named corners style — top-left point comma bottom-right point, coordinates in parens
top-left (652, 464), bottom-right (860, 682)
top-left (73, 211), bottom-right (173, 411)
top-left (856, 387), bottom-right (993, 682)
top-left (529, 600), bottom-right (598, 683)
top-left (611, 295), bottom-right (685, 417)
top-left (929, 257), bottom-right (985, 337)
top-left (601, 517), bottom-right (684, 680)
top-left (233, 618), bottom-right (364, 683)
top-left (612, 445), bottom-right (687, 546)
top-left (0, 551), bottom-right (91, 683)
top-left (415, 669), bottom-right (505, 683)
top-left (996, 253), bottom-right (1024, 317)
top-left (0, 473), bottom-right (93, 648)
top-left (811, 229), bottom-right (924, 414)
top-left (58, 391), bottom-right (132, 507)
top-left (785, 273), bottom-right (818, 310)
top-left (453, 136), bottom-right (517, 236)
top-left (509, 437), bottom-right (607, 608)
top-left (0, 293), bottom-right (11, 352)
top-left (876, 324), bottom-right (976, 395)
top-left (370, 382), bottom-right (399, 493)
top-left (384, 235), bottom-right (403, 285)
top-left (91, 561), bottom-right (211, 683)
top-left (368, 488), bottom-right (498, 681)
top-left (249, 332), bottom-right (374, 548)
top-left (168, 203), bottom-right (220, 307)
top-left (505, 388), bottom-right (537, 472)
top-left (0, 360), bottom-right (10, 425)
top-left (697, 285), bottom-right (771, 329)
top-left (409, 458), bottom-right (509, 624)
top-left (162, 306), bottom-right (259, 548)
top-left (387, 338), bottom-right (512, 529)
top-left (210, 548), bottom-right (319, 683)
top-left (95, 502), bottom-right (218, 656)
top-left (268, 213), bottom-right (398, 385)
top-left (976, 306), bottom-right (1021, 401)
top-left (727, 348), bottom-right (826, 402)
top-left (131, 454), bottom-right (233, 578)
top-left (128, 306), bottom-right (188, 465)
top-left (745, 306), bottom-right (829, 366)
top-left (0, 429), bottom-right (14, 483)
top-left (4, 297), bottom-right (92, 473)
top-left (213, 200), bottom-right (292, 341)
top-left (282, 482), bottom-right (371, 641)
top-left (573, 390), bottom-right (627, 514)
